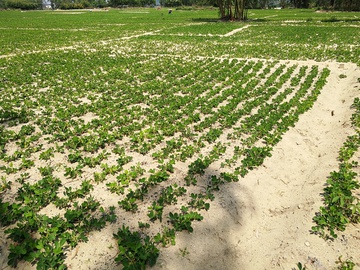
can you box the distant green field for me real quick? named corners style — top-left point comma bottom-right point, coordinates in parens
top-left (0, 8), bottom-right (359, 63)
top-left (0, 8), bottom-right (359, 270)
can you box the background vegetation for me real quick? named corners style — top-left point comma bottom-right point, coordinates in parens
top-left (0, 0), bottom-right (359, 12)
top-left (0, 7), bottom-right (359, 270)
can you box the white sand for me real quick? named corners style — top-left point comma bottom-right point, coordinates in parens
top-left (0, 60), bottom-right (359, 270)
top-left (150, 62), bottom-right (360, 270)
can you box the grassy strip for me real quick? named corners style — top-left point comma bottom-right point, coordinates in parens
top-left (312, 97), bottom-right (360, 239)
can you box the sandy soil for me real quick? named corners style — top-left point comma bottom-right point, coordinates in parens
top-left (0, 60), bottom-right (359, 270)
top-left (65, 61), bottom-right (360, 270)
top-left (149, 62), bottom-right (360, 270)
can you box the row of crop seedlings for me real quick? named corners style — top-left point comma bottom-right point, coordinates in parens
top-left (114, 59), bottom-right (296, 179)
top-left (104, 59), bottom-right (293, 219)
top-left (206, 64), bottom-right (301, 173)
top-left (122, 58), bottom-right (252, 155)
top-left (232, 64), bottom-right (304, 143)
top-left (113, 57), bottom-right (224, 157)
top-left (170, 64), bottom-right (331, 235)
top-left (1, 55), bottom-right (245, 168)
top-left (137, 59), bottom-right (267, 163)
top-left (136, 60), bottom-right (279, 166)
top-left (0, 55), bottom-right (330, 269)
top-left (0, 62), bottom-right (149, 270)
top-left (0, 170), bottom-right (118, 269)
top-left (0, 54), bottom-right (153, 170)
top-left (227, 65), bottom-right (329, 176)
top-left (173, 63), bottom-right (327, 177)
top-left (0, 60), bottom-right (324, 179)
top-left (192, 61), bottom-right (286, 140)
top-left (7, 56), bottom-right (250, 164)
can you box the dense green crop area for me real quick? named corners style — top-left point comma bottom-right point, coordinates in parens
top-left (0, 8), bottom-right (359, 269)
top-left (0, 8), bottom-right (359, 63)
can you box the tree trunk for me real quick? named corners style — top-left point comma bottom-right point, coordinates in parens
top-left (218, 0), bottom-right (225, 18)
top-left (219, 0), bottom-right (247, 21)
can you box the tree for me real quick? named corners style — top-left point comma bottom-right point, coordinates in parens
top-left (291, 0), bottom-right (309, 8)
top-left (5, 0), bottom-right (41, 9)
top-left (312, 0), bottom-right (360, 10)
top-left (218, 0), bottom-right (249, 20)
top-left (334, 0), bottom-right (360, 10)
